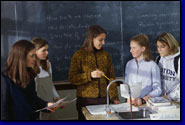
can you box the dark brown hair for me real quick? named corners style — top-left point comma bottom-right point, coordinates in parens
top-left (130, 34), bottom-right (152, 61)
top-left (156, 32), bottom-right (179, 55)
top-left (32, 37), bottom-right (49, 72)
top-left (4, 40), bottom-right (39, 88)
top-left (82, 25), bottom-right (107, 52)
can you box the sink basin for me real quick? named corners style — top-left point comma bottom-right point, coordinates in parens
top-left (116, 108), bottom-right (153, 120)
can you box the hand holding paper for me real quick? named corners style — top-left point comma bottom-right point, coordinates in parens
top-left (48, 98), bottom-right (77, 111)
top-left (35, 95), bottom-right (77, 112)
top-left (47, 102), bottom-right (61, 112)
top-left (47, 95), bottom-right (69, 111)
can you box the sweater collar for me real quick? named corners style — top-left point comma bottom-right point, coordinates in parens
top-left (93, 47), bottom-right (103, 53)
top-left (162, 47), bottom-right (180, 60)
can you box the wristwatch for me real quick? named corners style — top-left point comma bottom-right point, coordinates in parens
top-left (141, 98), bottom-right (146, 104)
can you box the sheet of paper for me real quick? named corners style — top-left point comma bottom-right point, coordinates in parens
top-left (48, 95), bottom-right (69, 108)
top-left (35, 95), bottom-right (76, 112)
top-left (63, 98), bottom-right (77, 104)
top-left (150, 109), bottom-right (180, 120)
top-left (86, 103), bottom-right (139, 115)
top-left (120, 83), bottom-right (142, 99)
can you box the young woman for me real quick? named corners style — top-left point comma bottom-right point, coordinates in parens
top-left (32, 37), bottom-right (61, 120)
top-left (125, 34), bottom-right (161, 106)
top-left (68, 25), bottom-right (119, 120)
top-left (1, 40), bottom-right (59, 120)
top-left (156, 32), bottom-right (180, 102)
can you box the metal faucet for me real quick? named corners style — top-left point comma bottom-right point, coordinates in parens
top-left (106, 79), bottom-right (132, 118)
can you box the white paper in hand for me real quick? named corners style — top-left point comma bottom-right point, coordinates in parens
top-left (120, 82), bottom-right (142, 99)
top-left (47, 95), bottom-right (70, 109)
top-left (35, 95), bottom-right (70, 112)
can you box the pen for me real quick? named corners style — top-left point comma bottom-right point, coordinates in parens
top-left (102, 74), bottom-right (111, 81)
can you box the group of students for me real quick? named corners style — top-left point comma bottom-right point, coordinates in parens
top-left (1, 38), bottom-right (61, 120)
top-left (1, 25), bottom-right (180, 120)
top-left (68, 25), bottom-right (180, 120)
top-left (125, 33), bottom-right (180, 106)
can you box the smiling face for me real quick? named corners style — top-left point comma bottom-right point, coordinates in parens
top-left (93, 33), bottom-right (106, 50)
top-left (36, 44), bottom-right (49, 60)
top-left (130, 40), bottom-right (145, 61)
top-left (156, 41), bottom-right (170, 57)
top-left (26, 49), bottom-right (36, 68)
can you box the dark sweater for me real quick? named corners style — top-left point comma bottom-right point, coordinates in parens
top-left (1, 73), bottom-right (48, 120)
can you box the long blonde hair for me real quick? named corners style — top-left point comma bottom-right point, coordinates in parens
top-left (130, 34), bottom-right (152, 61)
top-left (156, 32), bottom-right (179, 55)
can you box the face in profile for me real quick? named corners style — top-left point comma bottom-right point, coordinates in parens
top-left (93, 33), bottom-right (106, 50)
top-left (130, 40), bottom-right (145, 59)
top-left (26, 49), bottom-right (36, 68)
top-left (36, 44), bottom-right (49, 60)
top-left (156, 41), bottom-right (170, 57)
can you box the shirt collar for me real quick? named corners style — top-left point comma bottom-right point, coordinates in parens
top-left (134, 58), bottom-right (145, 64)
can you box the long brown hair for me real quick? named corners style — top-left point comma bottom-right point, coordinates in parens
top-left (155, 32), bottom-right (179, 55)
top-left (130, 34), bottom-right (152, 61)
top-left (31, 37), bottom-right (49, 72)
top-left (82, 25), bottom-right (107, 52)
top-left (3, 40), bottom-right (39, 88)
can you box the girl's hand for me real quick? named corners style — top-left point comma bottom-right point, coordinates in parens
top-left (143, 95), bottom-right (151, 101)
top-left (114, 99), bottom-right (120, 104)
top-left (47, 102), bottom-right (59, 112)
top-left (163, 94), bottom-right (168, 99)
top-left (54, 98), bottom-right (66, 109)
top-left (134, 98), bottom-right (142, 106)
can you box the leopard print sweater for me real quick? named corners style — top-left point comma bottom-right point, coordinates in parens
top-left (68, 48), bottom-right (118, 101)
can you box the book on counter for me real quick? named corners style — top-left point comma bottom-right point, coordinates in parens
top-left (148, 97), bottom-right (171, 106)
top-left (146, 101), bottom-right (177, 112)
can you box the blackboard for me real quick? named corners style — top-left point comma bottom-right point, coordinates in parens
top-left (1, 1), bottom-right (180, 81)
